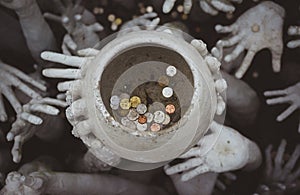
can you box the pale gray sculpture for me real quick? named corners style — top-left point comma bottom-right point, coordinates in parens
top-left (6, 97), bottom-right (67, 163)
top-left (162, 0), bottom-right (243, 15)
top-left (165, 121), bottom-right (262, 181)
top-left (264, 82), bottom-right (300, 133)
top-left (212, 1), bottom-right (285, 78)
top-left (44, 0), bottom-right (103, 55)
top-left (255, 140), bottom-right (300, 194)
top-left (287, 26), bottom-right (300, 49)
top-left (0, 157), bottom-right (168, 195)
top-left (0, 0), bottom-right (57, 64)
top-left (0, 61), bottom-right (46, 122)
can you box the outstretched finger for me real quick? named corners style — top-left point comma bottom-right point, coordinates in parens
top-left (211, 0), bottom-right (235, 13)
top-left (77, 48), bottom-right (99, 57)
top-left (273, 139), bottom-right (287, 176)
top-left (25, 104), bottom-right (60, 116)
top-left (63, 34), bottom-right (77, 51)
top-left (165, 158), bottom-right (203, 175)
top-left (20, 112), bottom-right (43, 125)
top-left (163, 0), bottom-right (176, 13)
top-left (277, 105), bottom-right (297, 122)
top-left (264, 89), bottom-right (288, 97)
top-left (2, 86), bottom-right (22, 114)
top-left (32, 98), bottom-right (67, 108)
top-left (181, 164), bottom-right (210, 181)
top-left (287, 40), bottom-right (300, 49)
top-left (6, 119), bottom-right (26, 141)
top-left (0, 63), bottom-right (46, 91)
top-left (11, 77), bottom-right (41, 99)
top-left (41, 51), bottom-right (86, 67)
top-left (183, 0), bottom-right (193, 14)
top-left (199, 0), bottom-right (218, 16)
top-left (266, 96), bottom-right (290, 105)
top-left (265, 145), bottom-right (273, 178)
top-left (215, 24), bottom-right (238, 33)
top-left (42, 68), bottom-right (81, 79)
top-left (287, 26), bottom-right (300, 36)
top-left (281, 144), bottom-right (300, 179)
top-left (0, 93), bottom-right (7, 122)
top-left (235, 50), bottom-right (255, 79)
top-left (44, 13), bottom-right (62, 23)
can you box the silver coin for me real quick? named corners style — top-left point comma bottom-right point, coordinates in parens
top-left (110, 103), bottom-right (119, 110)
top-left (119, 93), bottom-right (130, 100)
top-left (162, 87), bottom-right (173, 98)
top-left (162, 114), bottom-right (171, 125)
top-left (136, 123), bottom-right (148, 131)
top-left (166, 65), bottom-right (177, 77)
top-left (121, 117), bottom-right (136, 129)
top-left (127, 109), bottom-right (139, 121)
top-left (153, 110), bottom-right (165, 124)
top-left (144, 113), bottom-right (154, 123)
top-left (136, 104), bottom-right (147, 114)
top-left (110, 95), bottom-right (120, 106)
top-left (148, 102), bottom-right (165, 113)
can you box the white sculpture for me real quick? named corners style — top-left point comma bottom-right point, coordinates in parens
top-left (264, 82), bottom-right (300, 133)
top-left (40, 30), bottom-right (226, 168)
top-left (287, 25), bottom-right (300, 48)
top-left (0, 157), bottom-right (168, 195)
top-left (165, 121), bottom-right (262, 181)
top-left (211, 1), bottom-right (285, 78)
top-left (0, 62), bottom-right (46, 122)
top-left (0, 0), bottom-right (57, 64)
top-left (162, 0), bottom-right (243, 15)
top-left (44, 0), bottom-right (103, 55)
top-left (6, 97), bottom-right (67, 163)
top-left (255, 140), bottom-right (300, 194)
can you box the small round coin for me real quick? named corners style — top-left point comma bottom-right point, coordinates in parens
top-left (153, 110), bottom-right (165, 124)
top-left (120, 98), bottom-right (131, 110)
top-left (166, 65), bottom-right (177, 77)
top-left (136, 104), bottom-right (147, 114)
top-left (136, 123), bottom-right (147, 131)
top-left (130, 96), bottom-right (141, 108)
top-left (144, 113), bottom-right (153, 123)
top-left (165, 104), bottom-right (176, 114)
top-left (110, 95), bottom-right (120, 106)
top-left (138, 115), bottom-right (147, 124)
top-left (148, 102), bottom-right (165, 113)
top-left (127, 109), bottom-right (139, 121)
top-left (110, 103), bottom-right (119, 110)
top-left (162, 114), bottom-right (171, 125)
top-left (158, 76), bottom-right (169, 87)
top-left (150, 123), bottom-right (161, 132)
top-left (120, 93), bottom-right (130, 99)
top-left (162, 87), bottom-right (173, 98)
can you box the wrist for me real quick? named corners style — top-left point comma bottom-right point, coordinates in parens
top-left (15, 1), bottom-right (39, 18)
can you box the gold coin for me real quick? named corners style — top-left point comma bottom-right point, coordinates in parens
top-left (166, 104), bottom-right (176, 114)
top-left (115, 18), bottom-right (122, 25)
top-left (120, 98), bottom-right (131, 110)
top-left (130, 96), bottom-right (141, 108)
top-left (150, 123), bottom-right (161, 132)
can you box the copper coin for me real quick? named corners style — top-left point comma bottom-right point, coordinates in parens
top-left (165, 104), bottom-right (175, 114)
top-left (150, 123), bottom-right (161, 132)
top-left (138, 115), bottom-right (147, 124)
top-left (158, 76), bottom-right (169, 87)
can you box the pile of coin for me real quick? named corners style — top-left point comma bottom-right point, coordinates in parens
top-left (110, 65), bottom-right (178, 132)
